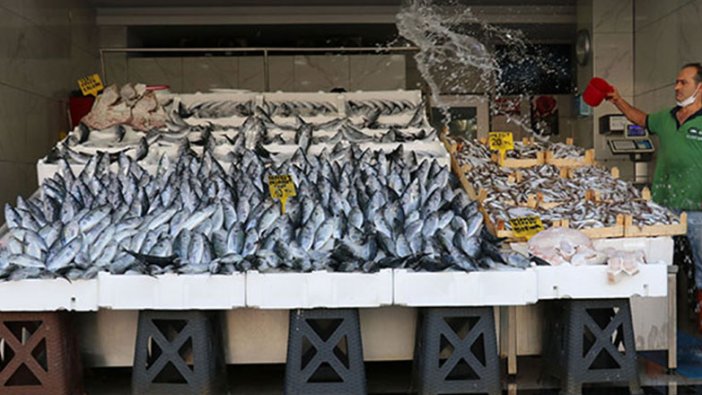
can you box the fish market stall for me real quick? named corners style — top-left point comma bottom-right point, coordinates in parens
top-left (446, 135), bottom-right (684, 371)
top-left (0, 87), bottom-right (679, 370)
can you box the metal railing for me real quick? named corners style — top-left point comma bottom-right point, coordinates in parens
top-left (99, 46), bottom-right (419, 91)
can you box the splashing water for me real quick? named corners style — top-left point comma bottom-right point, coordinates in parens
top-left (396, 0), bottom-right (571, 139)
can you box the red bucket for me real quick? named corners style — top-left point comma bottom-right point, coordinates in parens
top-left (583, 77), bottom-right (613, 107)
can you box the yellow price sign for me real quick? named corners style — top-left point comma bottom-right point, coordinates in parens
top-left (77, 74), bottom-right (104, 97)
top-left (268, 174), bottom-right (297, 214)
top-left (488, 131), bottom-right (514, 165)
top-left (488, 131), bottom-right (514, 151)
top-left (509, 215), bottom-right (544, 239)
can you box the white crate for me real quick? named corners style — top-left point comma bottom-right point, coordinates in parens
top-left (246, 269), bottom-right (393, 309)
top-left (591, 237), bottom-right (674, 264)
top-left (534, 263), bottom-right (667, 299)
top-left (0, 279), bottom-right (98, 311)
top-left (393, 269), bottom-right (538, 307)
top-left (510, 236), bottom-right (672, 300)
top-left (97, 272), bottom-right (245, 310)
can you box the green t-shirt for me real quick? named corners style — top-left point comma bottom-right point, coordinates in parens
top-left (646, 107), bottom-right (702, 210)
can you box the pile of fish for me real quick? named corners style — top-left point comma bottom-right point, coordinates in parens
top-left (549, 142), bottom-right (586, 159)
top-left (0, 143), bottom-right (529, 281)
top-left (448, 136), bottom-right (680, 232)
top-left (484, 187), bottom-right (679, 231)
top-left (46, 93), bottom-right (435, 168)
top-left (450, 137), bottom-right (587, 165)
top-left (471, 163), bottom-right (640, 206)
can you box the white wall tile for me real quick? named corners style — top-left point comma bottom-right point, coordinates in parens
top-left (128, 57), bottom-right (183, 92)
top-left (182, 57), bottom-right (238, 93)
top-left (678, 1), bottom-right (702, 65)
top-left (268, 55), bottom-right (294, 92)
top-left (238, 56), bottom-right (265, 91)
top-left (593, 0), bottom-right (633, 33)
top-left (294, 55), bottom-right (349, 92)
top-left (103, 52), bottom-right (128, 86)
top-left (0, 160), bottom-right (38, 222)
top-left (635, 84), bottom-right (674, 114)
top-left (634, 12), bottom-right (679, 96)
top-left (593, 32), bottom-right (633, 97)
top-left (635, 0), bottom-right (692, 31)
top-left (98, 26), bottom-right (128, 48)
top-left (349, 54), bottom-right (405, 91)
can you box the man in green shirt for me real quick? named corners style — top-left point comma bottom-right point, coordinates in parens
top-left (607, 63), bottom-right (702, 330)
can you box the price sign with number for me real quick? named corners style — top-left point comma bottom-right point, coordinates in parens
top-left (488, 132), bottom-right (514, 151)
top-left (268, 174), bottom-right (297, 214)
top-left (509, 215), bottom-right (544, 239)
top-left (78, 74), bottom-right (104, 97)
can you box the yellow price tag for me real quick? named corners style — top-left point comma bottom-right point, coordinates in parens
top-left (509, 215), bottom-right (544, 239)
top-left (268, 174), bottom-right (297, 214)
top-left (488, 132), bottom-right (514, 151)
top-left (488, 131), bottom-right (514, 165)
top-left (77, 74), bottom-right (104, 97)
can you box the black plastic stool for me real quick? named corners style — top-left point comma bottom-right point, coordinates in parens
top-left (285, 308), bottom-right (366, 395)
top-left (413, 307), bottom-right (501, 395)
top-left (542, 299), bottom-right (642, 395)
top-left (131, 310), bottom-right (227, 395)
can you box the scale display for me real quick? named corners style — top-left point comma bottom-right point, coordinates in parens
top-left (608, 138), bottom-right (655, 154)
top-left (625, 124), bottom-right (647, 138)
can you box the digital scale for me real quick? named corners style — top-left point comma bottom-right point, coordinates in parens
top-left (606, 124), bottom-right (655, 185)
top-left (607, 125), bottom-right (655, 154)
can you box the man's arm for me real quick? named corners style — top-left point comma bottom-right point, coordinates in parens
top-left (605, 88), bottom-right (648, 127)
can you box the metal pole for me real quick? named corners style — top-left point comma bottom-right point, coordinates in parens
top-left (263, 49), bottom-right (270, 92)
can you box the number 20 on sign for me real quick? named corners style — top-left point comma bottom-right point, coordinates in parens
top-left (488, 132), bottom-right (514, 164)
top-left (268, 175), bottom-right (297, 214)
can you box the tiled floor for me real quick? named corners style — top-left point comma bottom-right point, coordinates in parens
top-left (85, 357), bottom-right (702, 394)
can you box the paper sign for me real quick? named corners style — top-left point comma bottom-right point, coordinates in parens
top-left (509, 215), bottom-right (544, 239)
top-left (78, 74), bottom-right (104, 97)
top-left (268, 175), bottom-right (297, 214)
top-left (488, 131), bottom-right (514, 151)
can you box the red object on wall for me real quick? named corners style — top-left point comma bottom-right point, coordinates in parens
top-left (69, 96), bottom-right (95, 128)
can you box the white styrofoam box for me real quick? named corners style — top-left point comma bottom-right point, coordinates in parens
top-left (98, 273), bottom-right (245, 310)
top-left (263, 91), bottom-right (342, 106)
top-left (510, 236), bottom-right (672, 300)
top-left (591, 237), bottom-right (674, 265)
top-left (510, 236), bottom-right (674, 266)
top-left (246, 269), bottom-right (393, 309)
top-left (0, 279), bottom-right (98, 311)
top-left (534, 263), bottom-right (667, 299)
top-left (393, 268), bottom-right (538, 307)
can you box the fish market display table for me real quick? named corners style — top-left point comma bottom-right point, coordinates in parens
top-left (0, 237), bottom-right (673, 369)
top-left (508, 236), bottom-right (676, 373)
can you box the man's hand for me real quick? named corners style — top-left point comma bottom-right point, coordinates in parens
top-left (605, 87), bottom-right (622, 105)
top-left (603, 86), bottom-right (647, 127)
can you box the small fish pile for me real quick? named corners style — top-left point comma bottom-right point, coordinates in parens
top-left (1, 144), bottom-right (527, 281)
top-left (485, 198), bottom-right (679, 231)
top-left (471, 163), bottom-right (640, 206)
top-left (449, 136), bottom-right (680, 233)
top-left (347, 99), bottom-right (418, 116)
top-left (450, 137), bottom-right (588, 164)
top-left (549, 142), bottom-right (586, 159)
top-left (505, 141), bottom-right (543, 159)
top-left (265, 100), bottom-right (337, 117)
top-left (180, 100), bottom-right (254, 118)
